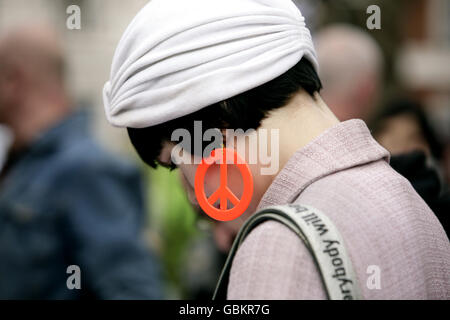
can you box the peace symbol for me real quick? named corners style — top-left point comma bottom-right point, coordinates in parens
top-left (194, 148), bottom-right (253, 221)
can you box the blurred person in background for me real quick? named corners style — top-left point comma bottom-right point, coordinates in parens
top-left (315, 24), bottom-right (448, 235)
top-left (0, 24), bottom-right (162, 299)
top-left (371, 98), bottom-right (449, 235)
top-left (314, 24), bottom-right (384, 122)
top-left (372, 99), bottom-right (444, 160)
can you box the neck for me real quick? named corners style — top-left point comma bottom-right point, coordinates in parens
top-left (258, 90), bottom-right (340, 183)
top-left (8, 98), bottom-right (70, 152)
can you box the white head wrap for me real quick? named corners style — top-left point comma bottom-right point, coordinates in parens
top-left (103, 0), bottom-right (318, 128)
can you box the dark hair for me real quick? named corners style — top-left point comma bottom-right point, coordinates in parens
top-left (128, 57), bottom-right (322, 168)
top-left (371, 98), bottom-right (444, 159)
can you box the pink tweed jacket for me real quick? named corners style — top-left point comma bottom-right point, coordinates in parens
top-left (227, 119), bottom-right (450, 299)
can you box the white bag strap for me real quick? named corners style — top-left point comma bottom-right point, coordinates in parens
top-left (213, 203), bottom-right (364, 300)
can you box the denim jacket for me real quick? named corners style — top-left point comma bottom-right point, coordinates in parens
top-left (0, 110), bottom-right (162, 299)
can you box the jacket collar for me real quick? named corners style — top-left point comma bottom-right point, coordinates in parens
top-left (27, 109), bottom-right (89, 157)
top-left (257, 119), bottom-right (390, 209)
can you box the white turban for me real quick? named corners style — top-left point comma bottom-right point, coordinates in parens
top-left (103, 0), bottom-right (318, 128)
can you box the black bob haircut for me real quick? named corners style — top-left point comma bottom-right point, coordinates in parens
top-left (128, 57), bottom-right (322, 168)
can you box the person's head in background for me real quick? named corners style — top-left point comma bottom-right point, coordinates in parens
top-left (371, 98), bottom-right (443, 161)
top-left (0, 24), bottom-right (70, 153)
top-left (314, 24), bottom-right (384, 122)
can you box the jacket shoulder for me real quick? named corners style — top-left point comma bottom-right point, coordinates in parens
top-left (227, 219), bottom-right (327, 299)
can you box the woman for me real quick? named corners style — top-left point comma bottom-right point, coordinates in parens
top-left (103, 0), bottom-right (449, 299)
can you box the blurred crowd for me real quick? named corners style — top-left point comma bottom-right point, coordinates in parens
top-left (0, 0), bottom-right (448, 299)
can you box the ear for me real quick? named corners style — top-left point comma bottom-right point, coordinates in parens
top-left (10, 67), bottom-right (27, 95)
top-left (0, 69), bottom-right (19, 105)
top-left (357, 75), bottom-right (377, 103)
